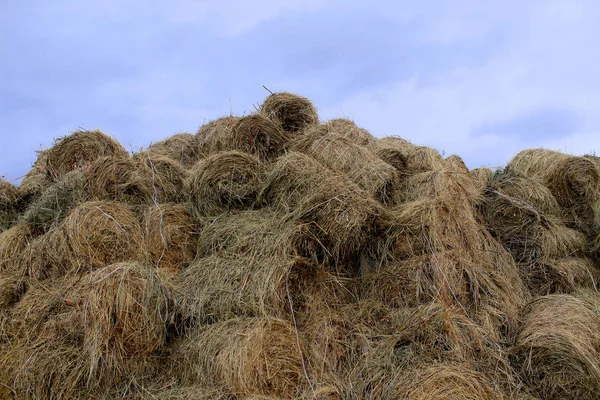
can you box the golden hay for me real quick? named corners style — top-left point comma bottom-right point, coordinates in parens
top-left (519, 257), bottom-right (600, 296)
top-left (172, 317), bottom-right (303, 398)
top-left (260, 92), bottom-right (319, 134)
top-left (377, 136), bottom-right (444, 173)
top-left (61, 201), bottom-right (145, 271)
top-left (0, 223), bottom-right (35, 275)
top-left (511, 294), bottom-right (600, 400)
top-left (445, 154), bottom-right (469, 173)
top-left (132, 152), bottom-right (188, 203)
top-left (45, 129), bottom-right (129, 180)
top-left (147, 133), bottom-right (201, 168)
top-left (196, 116), bottom-right (240, 153)
top-left (187, 151), bottom-right (264, 217)
top-left (22, 228), bottom-right (71, 281)
top-left (21, 169), bottom-right (86, 232)
top-left (291, 131), bottom-right (400, 204)
top-left (321, 118), bottom-right (375, 146)
top-left (85, 156), bottom-right (154, 204)
top-left (470, 167), bottom-right (492, 193)
top-left (82, 263), bottom-right (169, 387)
top-left (144, 204), bottom-right (199, 270)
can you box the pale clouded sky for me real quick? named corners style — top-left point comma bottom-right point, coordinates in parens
top-left (2, 0), bottom-right (600, 182)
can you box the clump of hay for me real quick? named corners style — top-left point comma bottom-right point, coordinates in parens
top-left (132, 152), bottom-right (188, 203)
top-left (187, 151), bottom-right (264, 217)
top-left (147, 133), bottom-right (201, 168)
top-left (511, 294), bottom-right (600, 399)
top-left (377, 137), bottom-right (444, 173)
top-left (372, 144), bottom-right (408, 176)
top-left (82, 262), bottom-right (169, 387)
top-left (321, 118), bottom-right (375, 146)
top-left (292, 131), bottom-right (400, 204)
top-left (61, 201), bottom-right (145, 271)
top-left (21, 170), bottom-right (86, 232)
top-left (18, 149), bottom-right (52, 201)
top-left (144, 204), bottom-right (198, 270)
top-left (45, 129), bottom-right (129, 180)
top-left (445, 154), bottom-right (469, 173)
top-left (470, 167), bottom-right (492, 193)
top-left (519, 257), bottom-right (599, 296)
top-left (85, 156), bottom-right (153, 204)
top-left (260, 92), bottom-right (319, 134)
top-left (196, 116), bottom-right (240, 153)
top-left (173, 317), bottom-right (303, 398)
top-left (0, 223), bottom-right (35, 275)
top-left (22, 228), bottom-right (71, 281)
top-left (0, 178), bottom-right (18, 231)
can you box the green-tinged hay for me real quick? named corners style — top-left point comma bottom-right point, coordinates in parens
top-left (511, 294), bottom-right (600, 400)
top-left (197, 115), bottom-right (286, 161)
top-left (82, 263), bottom-right (169, 386)
top-left (321, 118), bottom-right (375, 146)
top-left (187, 151), bottom-right (264, 217)
top-left (0, 178), bottom-right (18, 231)
top-left (406, 365), bottom-right (503, 400)
top-left (132, 152), bottom-right (188, 203)
top-left (260, 92), bottom-right (319, 134)
top-left (470, 167), bottom-right (492, 193)
top-left (62, 201), bottom-right (145, 271)
top-left (292, 131), bottom-right (400, 204)
top-left (0, 223), bottom-right (35, 274)
top-left (45, 129), bottom-right (129, 180)
top-left (172, 317), bottom-right (303, 398)
top-left (377, 136), bottom-right (445, 173)
top-left (144, 204), bottom-right (199, 270)
top-left (147, 133), bottom-right (201, 168)
top-left (520, 257), bottom-right (600, 296)
top-left (21, 169), bottom-right (86, 232)
top-left (85, 156), bottom-right (153, 204)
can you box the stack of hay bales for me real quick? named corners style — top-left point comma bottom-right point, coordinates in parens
top-left (1, 92), bottom-right (600, 399)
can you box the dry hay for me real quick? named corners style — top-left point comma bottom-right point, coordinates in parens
top-left (0, 223), bottom-right (35, 275)
top-left (132, 152), bottom-right (188, 203)
top-left (519, 257), bottom-right (600, 296)
top-left (147, 133), bottom-right (201, 168)
top-left (17, 149), bottom-right (52, 201)
top-left (470, 167), bottom-right (492, 193)
top-left (82, 262), bottom-right (169, 387)
top-left (291, 131), bottom-right (400, 204)
top-left (377, 136), bottom-right (444, 173)
top-left (320, 118), bottom-right (375, 146)
top-left (22, 228), bottom-right (71, 281)
top-left (445, 154), bottom-right (469, 173)
top-left (61, 201), bottom-right (145, 271)
top-left (144, 204), bottom-right (199, 270)
top-left (0, 178), bottom-right (18, 231)
top-left (187, 151), bottom-right (264, 217)
top-left (21, 170), bottom-right (86, 232)
top-left (511, 294), bottom-right (600, 399)
top-left (45, 129), bottom-right (129, 180)
top-left (260, 92), bottom-right (319, 134)
top-left (172, 317), bottom-right (303, 398)
top-left (85, 156), bottom-right (153, 204)
top-left (197, 114), bottom-right (286, 161)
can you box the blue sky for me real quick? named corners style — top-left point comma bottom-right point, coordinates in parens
top-left (2, 0), bottom-right (600, 182)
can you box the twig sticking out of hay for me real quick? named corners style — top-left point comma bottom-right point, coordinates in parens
top-left (144, 204), bottom-right (199, 270)
top-left (172, 317), bottom-right (303, 398)
top-left (187, 151), bottom-right (264, 217)
top-left (62, 201), bottom-right (145, 271)
top-left (260, 92), bottom-right (319, 134)
top-left (21, 170), bottom-right (86, 232)
top-left (45, 130), bottom-right (129, 180)
top-left (147, 133), bottom-right (201, 168)
top-left (511, 294), bottom-right (600, 400)
top-left (291, 131), bottom-right (400, 204)
top-left (82, 263), bottom-right (169, 387)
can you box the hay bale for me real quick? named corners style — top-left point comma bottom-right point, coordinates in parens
top-left (321, 118), bottom-right (375, 146)
top-left (147, 133), bottom-right (201, 167)
top-left (470, 167), bottom-right (492, 194)
top-left (45, 129), bottom-right (129, 180)
top-left (445, 154), bottom-right (469, 173)
top-left (82, 262), bottom-right (169, 386)
top-left (511, 294), bottom-right (600, 399)
top-left (85, 156), bottom-right (154, 204)
top-left (23, 228), bottom-right (71, 281)
top-left (144, 204), bottom-right (199, 270)
top-left (21, 170), bottom-right (86, 232)
top-left (260, 92), bottom-right (319, 134)
top-left (197, 115), bottom-right (286, 161)
top-left (372, 145), bottom-right (408, 176)
top-left (0, 223), bottom-right (35, 275)
top-left (62, 201), bottom-right (145, 271)
top-left (291, 131), bottom-right (400, 204)
top-left (187, 151), bottom-right (264, 217)
top-left (377, 137), bottom-right (444, 173)
top-left (173, 317), bottom-right (303, 398)
top-left (132, 152), bottom-right (188, 203)
top-left (520, 257), bottom-right (600, 296)
top-left (0, 178), bottom-right (18, 231)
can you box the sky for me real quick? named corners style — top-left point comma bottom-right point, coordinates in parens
top-left (2, 0), bottom-right (600, 182)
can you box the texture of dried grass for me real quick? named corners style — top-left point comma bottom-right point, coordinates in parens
top-left (147, 133), bottom-right (201, 168)
top-left (260, 92), bottom-right (319, 134)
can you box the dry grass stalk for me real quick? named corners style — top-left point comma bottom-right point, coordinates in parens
top-left (147, 133), bottom-right (201, 168)
top-left (0, 223), bottom-right (35, 275)
top-left (260, 92), bottom-right (319, 134)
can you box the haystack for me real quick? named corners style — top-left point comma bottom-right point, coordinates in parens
top-left (21, 170), bottom-right (86, 232)
top-left (197, 116), bottom-right (240, 153)
top-left (144, 204), bottom-right (198, 270)
top-left (260, 92), bottom-right (319, 134)
top-left (172, 317), bottom-right (303, 398)
top-left (45, 129), bottom-right (129, 180)
top-left (0, 223), bottom-right (35, 275)
top-left (376, 137), bottom-right (444, 173)
top-left (85, 156), bottom-right (153, 204)
top-left (291, 131), bottom-right (400, 204)
top-left (23, 228), bottom-right (71, 281)
top-left (61, 201), bottom-right (145, 271)
top-left (187, 151), bottom-right (264, 217)
top-left (511, 294), bottom-right (600, 399)
top-left (132, 152), bottom-right (188, 203)
top-left (147, 133), bottom-right (201, 168)
top-left (320, 118), bottom-right (375, 146)
top-left (82, 263), bottom-right (169, 387)
top-left (470, 167), bottom-right (492, 193)
top-left (0, 178), bottom-right (18, 231)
